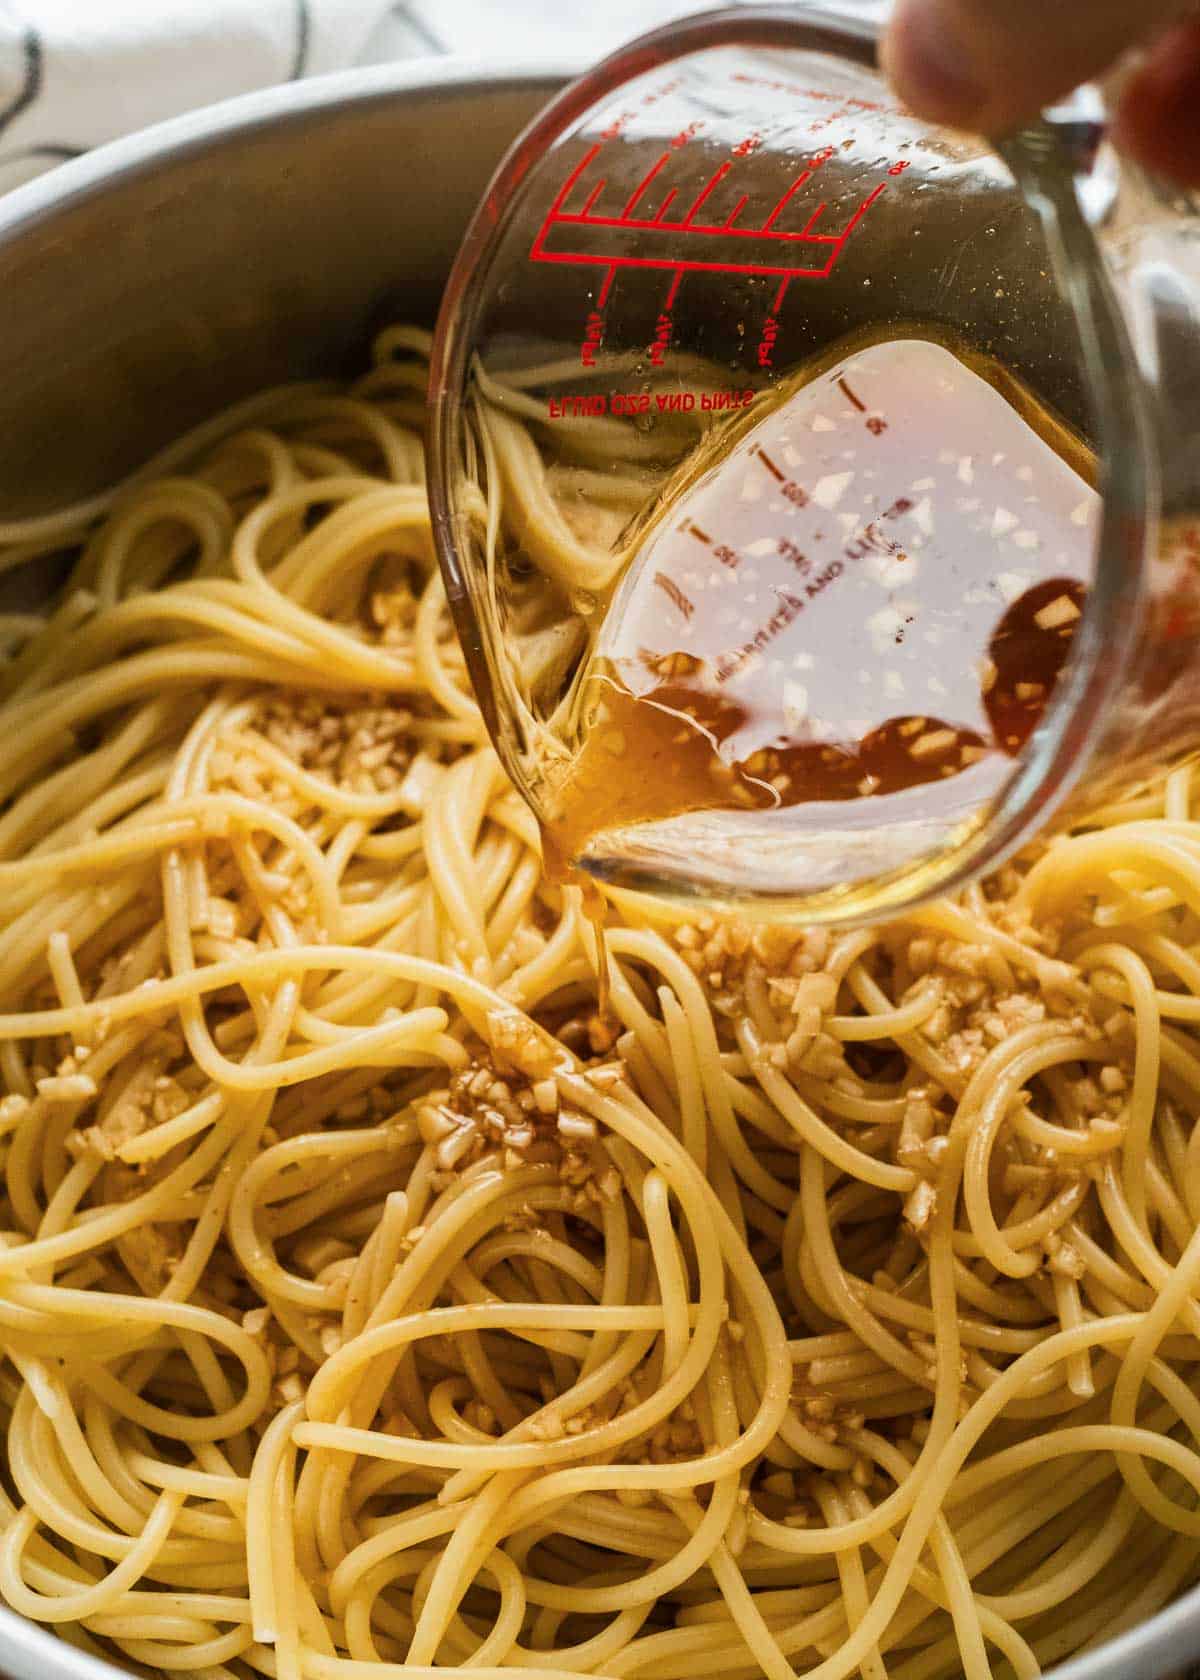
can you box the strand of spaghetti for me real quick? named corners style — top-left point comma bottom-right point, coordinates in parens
top-left (270, 1415), bottom-right (301, 1680)
top-left (774, 1313), bottom-right (1156, 1680)
top-left (738, 1020), bottom-right (915, 1193)
top-left (0, 794), bottom-right (344, 935)
top-left (1110, 1209), bottom-right (1200, 1533)
top-left (1020, 828), bottom-right (1200, 919)
top-left (0, 944), bottom-right (568, 1044)
top-left (326, 1505), bottom-right (465, 1619)
top-left (413, 571), bottom-right (479, 724)
top-left (811, 1482), bottom-right (885, 1680)
top-left (247, 1403), bottom-right (300, 1644)
top-left (191, 1007), bottom-right (457, 1093)
top-left (0, 383), bottom-right (340, 548)
top-left (962, 1031), bottom-right (1097, 1278)
top-left (837, 1427), bottom-right (1039, 1675)
top-left (800, 1144), bottom-right (930, 1389)
top-left (0, 643), bottom-right (422, 800)
top-left (407, 1471), bottom-right (526, 1664)
top-left (827, 975), bottom-right (942, 1041)
top-left (36, 590), bottom-right (338, 676)
top-left (219, 729), bottom-right (423, 818)
top-left (301, 1657), bottom-right (612, 1680)
top-left (909, 898), bottom-right (1082, 992)
top-left (0, 1492), bottom-right (183, 1622)
top-left (1075, 943), bottom-right (1162, 1230)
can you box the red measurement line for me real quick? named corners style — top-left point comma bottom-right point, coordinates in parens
top-left (683, 161), bottom-right (731, 226)
top-left (837, 376), bottom-right (866, 411)
top-left (528, 142), bottom-right (604, 262)
top-left (842, 180), bottom-right (888, 239)
top-left (664, 268), bottom-right (683, 309)
top-left (549, 210), bottom-right (841, 244)
top-left (581, 178), bottom-right (606, 216)
top-left (761, 169), bottom-right (812, 232)
top-left (686, 523), bottom-right (712, 545)
top-left (531, 164), bottom-right (890, 280)
top-left (597, 264), bottom-right (617, 307)
top-left (623, 150), bottom-right (671, 217)
top-left (755, 448), bottom-right (786, 482)
top-left (654, 572), bottom-right (695, 620)
top-left (531, 250), bottom-right (843, 279)
top-left (771, 276), bottom-right (791, 315)
top-left (723, 194), bottom-right (748, 229)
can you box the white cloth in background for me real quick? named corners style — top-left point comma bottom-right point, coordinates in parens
top-left (360, 0), bottom-right (720, 64)
top-left (0, 0), bottom-right (890, 193)
top-left (0, 0), bottom-right (697, 195)
top-left (0, 0), bottom-right (389, 190)
top-left (364, 0), bottom-right (889, 63)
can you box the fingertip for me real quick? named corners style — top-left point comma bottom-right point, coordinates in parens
top-left (883, 0), bottom-right (1199, 149)
top-left (881, 0), bottom-right (988, 130)
top-left (1113, 19), bottom-right (1200, 188)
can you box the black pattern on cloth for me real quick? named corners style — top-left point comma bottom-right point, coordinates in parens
top-left (0, 15), bottom-right (41, 140)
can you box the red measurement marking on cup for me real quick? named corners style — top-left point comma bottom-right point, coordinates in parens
top-left (752, 445), bottom-right (811, 507)
top-left (683, 520), bottom-right (739, 569)
top-left (530, 140), bottom-right (889, 293)
top-left (753, 446), bottom-right (786, 482)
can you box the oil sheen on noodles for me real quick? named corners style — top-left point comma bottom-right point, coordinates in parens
top-left (0, 330), bottom-right (1199, 1680)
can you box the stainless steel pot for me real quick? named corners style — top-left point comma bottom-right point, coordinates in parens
top-left (0, 55), bottom-right (1196, 1680)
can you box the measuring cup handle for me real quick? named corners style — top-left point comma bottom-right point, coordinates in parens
top-left (1001, 106), bottom-right (1200, 810)
top-left (1093, 173), bottom-right (1200, 796)
top-left (1015, 90), bottom-right (1200, 517)
top-left (1095, 158), bottom-right (1200, 518)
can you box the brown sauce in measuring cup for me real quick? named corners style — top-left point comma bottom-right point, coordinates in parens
top-left (548, 575), bottom-right (1084, 870)
top-left (543, 333), bottom-right (1096, 891)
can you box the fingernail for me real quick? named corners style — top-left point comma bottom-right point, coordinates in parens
top-left (881, 1), bottom-right (987, 128)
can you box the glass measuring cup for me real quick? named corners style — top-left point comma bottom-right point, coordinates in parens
top-left (427, 2), bottom-right (1200, 924)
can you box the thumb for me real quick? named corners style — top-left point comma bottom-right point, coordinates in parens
top-left (881, 0), bottom-right (1192, 137)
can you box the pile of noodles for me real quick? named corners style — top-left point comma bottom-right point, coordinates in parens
top-left (0, 328), bottom-right (1199, 1680)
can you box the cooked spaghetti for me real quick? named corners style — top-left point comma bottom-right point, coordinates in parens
top-left (0, 329), bottom-right (1199, 1680)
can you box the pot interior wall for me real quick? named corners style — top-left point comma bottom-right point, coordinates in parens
top-left (0, 76), bottom-right (557, 524)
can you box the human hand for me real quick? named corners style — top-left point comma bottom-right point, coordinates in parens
top-left (881, 0), bottom-right (1200, 185)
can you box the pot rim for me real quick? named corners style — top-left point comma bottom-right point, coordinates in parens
top-left (0, 54), bottom-right (580, 248)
